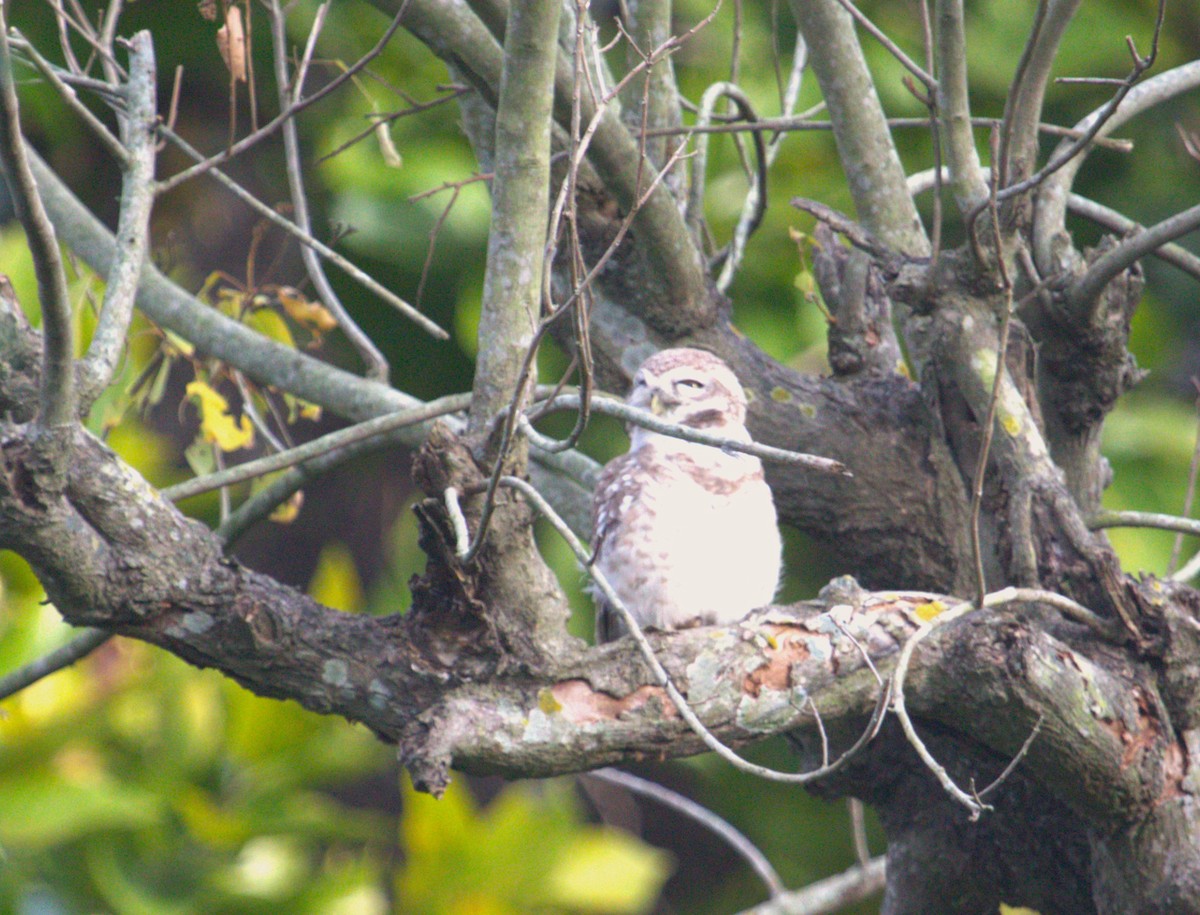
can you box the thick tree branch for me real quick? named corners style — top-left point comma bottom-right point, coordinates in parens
top-left (392, 0), bottom-right (714, 335)
top-left (787, 0), bottom-right (929, 260)
top-left (4, 418), bottom-right (1168, 827)
top-left (934, 0), bottom-right (988, 211)
top-left (1066, 202), bottom-right (1200, 313)
top-left (467, 0), bottom-right (560, 436)
top-left (997, 0), bottom-right (1081, 190)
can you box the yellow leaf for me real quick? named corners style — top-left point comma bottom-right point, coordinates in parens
top-left (217, 5), bottom-right (247, 83)
top-left (913, 600), bottom-right (947, 622)
top-left (546, 830), bottom-right (672, 913)
top-left (186, 381), bottom-right (254, 452)
top-left (276, 286), bottom-right (338, 332)
top-left (269, 491), bottom-right (304, 524)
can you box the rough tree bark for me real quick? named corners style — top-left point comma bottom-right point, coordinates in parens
top-left (1, 1), bottom-right (1200, 912)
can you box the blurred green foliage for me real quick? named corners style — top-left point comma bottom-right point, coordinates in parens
top-left (1, 0), bottom-right (1198, 912)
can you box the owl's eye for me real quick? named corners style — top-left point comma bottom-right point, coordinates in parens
top-left (675, 377), bottom-right (705, 391)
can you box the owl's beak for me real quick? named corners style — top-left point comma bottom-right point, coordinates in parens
top-left (649, 392), bottom-right (667, 416)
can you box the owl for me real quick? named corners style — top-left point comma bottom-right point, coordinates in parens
top-left (591, 348), bottom-right (782, 643)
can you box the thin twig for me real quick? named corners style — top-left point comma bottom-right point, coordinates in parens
top-left (586, 768), bottom-right (786, 899)
top-left (735, 857), bottom-right (886, 915)
top-left (968, 135), bottom-right (1015, 606)
top-left (978, 0), bottom-right (1166, 230)
top-left (1170, 381), bottom-right (1200, 574)
top-left (646, 115), bottom-right (1131, 150)
top-left (9, 31), bottom-right (127, 163)
top-left (977, 714), bottom-right (1044, 801)
top-left (267, 0), bottom-right (390, 380)
top-left (0, 629), bottom-right (113, 702)
top-left (831, 0), bottom-right (934, 89)
top-left (162, 392), bottom-right (472, 503)
top-left (156, 3), bottom-right (411, 195)
top-left (890, 586), bottom-right (1111, 819)
top-left (531, 392), bottom-right (849, 474)
top-left (156, 122), bottom-right (449, 341)
top-left (1088, 510), bottom-right (1200, 539)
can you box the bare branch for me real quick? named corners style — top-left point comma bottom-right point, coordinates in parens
top-left (736, 857), bottom-right (886, 915)
top-left (29, 148), bottom-right (426, 425)
top-left (587, 768), bottom-right (787, 900)
top-left (909, 165), bottom-right (1200, 282)
top-left (1033, 57), bottom-right (1200, 254)
top-left (530, 391), bottom-right (849, 474)
top-left (997, 0), bottom-right (1081, 188)
top-left (0, 8), bottom-right (75, 426)
top-left (162, 393), bottom-right (473, 504)
top-left (788, 0), bottom-right (929, 259)
top-left (620, 0), bottom-right (683, 177)
top-left (466, 0), bottom-right (561, 441)
top-left (266, 0), bottom-right (390, 380)
top-left (1089, 509), bottom-right (1200, 540)
top-left (78, 30), bottom-right (157, 409)
top-left (9, 32), bottom-right (127, 163)
top-left (832, 0), bottom-right (934, 90)
top-left (685, 82), bottom-right (768, 290)
top-left (1062, 193), bottom-right (1200, 282)
top-left (1065, 202), bottom-right (1200, 312)
top-left (934, 0), bottom-right (988, 210)
top-left (157, 122), bottom-right (449, 340)
top-left (0, 628), bottom-right (111, 702)
top-left (156, 4), bottom-right (409, 195)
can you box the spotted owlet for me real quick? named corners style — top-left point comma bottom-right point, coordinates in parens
top-left (591, 348), bottom-right (782, 643)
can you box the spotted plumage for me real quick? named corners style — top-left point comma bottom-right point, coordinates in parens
top-left (591, 348), bottom-right (782, 643)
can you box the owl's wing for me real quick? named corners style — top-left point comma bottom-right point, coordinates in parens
top-left (589, 453), bottom-right (639, 644)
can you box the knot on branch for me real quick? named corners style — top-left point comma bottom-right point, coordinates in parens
top-left (1042, 238), bottom-right (1147, 434)
top-left (811, 224), bottom-right (902, 377)
top-left (409, 421), bottom-right (507, 679)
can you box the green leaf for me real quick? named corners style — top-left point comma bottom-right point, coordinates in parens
top-left (0, 773), bottom-right (163, 849)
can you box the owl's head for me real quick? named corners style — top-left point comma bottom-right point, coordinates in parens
top-left (626, 348), bottom-right (749, 434)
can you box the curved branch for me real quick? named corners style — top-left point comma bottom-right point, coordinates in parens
top-left (0, 628), bottom-right (111, 701)
top-left (619, 0), bottom-right (683, 177)
top-left (997, 0), bottom-right (1081, 188)
top-left (909, 165), bottom-right (1200, 281)
top-left (737, 857), bottom-right (886, 915)
top-left (0, 10), bottom-right (75, 427)
top-left (1065, 202), bottom-right (1200, 312)
top-left (266, 0), bottom-right (390, 381)
top-left (1033, 54), bottom-right (1200, 274)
